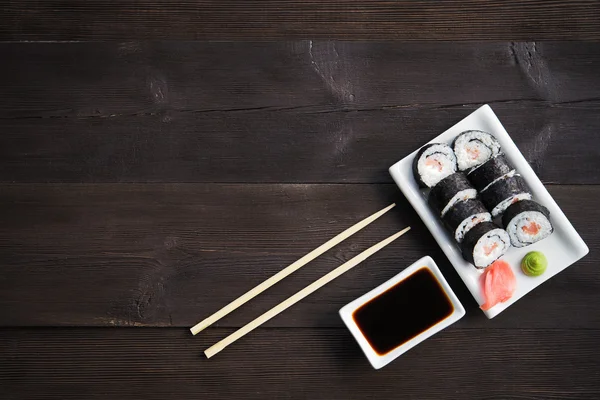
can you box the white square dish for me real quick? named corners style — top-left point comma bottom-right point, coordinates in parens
top-left (389, 104), bottom-right (589, 319)
top-left (339, 256), bottom-right (465, 370)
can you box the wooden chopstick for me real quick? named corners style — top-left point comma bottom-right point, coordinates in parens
top-left (190, 203), bottom-right (396, 335)
top-left (204, 226), bottom-right (411, 358)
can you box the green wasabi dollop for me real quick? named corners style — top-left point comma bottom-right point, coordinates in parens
top-left (521, 251), bottom-right (547, 277)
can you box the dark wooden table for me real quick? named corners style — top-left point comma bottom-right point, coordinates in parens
top-left (2, 3), bottom-right (600, 400)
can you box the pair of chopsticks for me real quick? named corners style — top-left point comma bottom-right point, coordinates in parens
top-left (190, 203), bottom-right (410, 358)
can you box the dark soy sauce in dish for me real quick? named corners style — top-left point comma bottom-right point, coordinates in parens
top-left (352, 267), bottom-right (454, 356)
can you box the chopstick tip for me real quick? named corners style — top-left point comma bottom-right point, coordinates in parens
top-left (190, 323), bottom-right (205, 336)
top-left (204, 347), bottom-right (218, 359)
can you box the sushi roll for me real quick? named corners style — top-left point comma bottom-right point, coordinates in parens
top-left (413, 143), bottom-right (458, 188)
top-left (480, 174), bottom-right (532, 218)
top-left (428, 172), bottom-right (477, 217)
top-left (453, 130), bottom-right (502, 171)
top-left (502, 200), bottom-right (553, 247)
top-left (461, 222), bottom-right (511, 269)
top-left (443, 199), bottom-right (492, 243)
top-left (467, 154), bottom-right (515, 192)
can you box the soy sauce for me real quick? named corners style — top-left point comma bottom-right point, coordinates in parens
top-left (352, 267), bottom-right (453, 355)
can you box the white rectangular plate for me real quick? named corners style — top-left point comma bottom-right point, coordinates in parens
top-left (339, 256), bottom-right (465, 369)
top-left (389, 105), bottom-right (588, 318)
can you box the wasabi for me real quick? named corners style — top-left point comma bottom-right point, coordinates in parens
top-left (521, 251), bottom-right (547, 277)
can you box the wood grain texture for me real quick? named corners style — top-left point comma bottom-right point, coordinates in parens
top-left (4, 42), bottom-right (600, 118)
top-left (1, 42), bottom-right (600, 183)
top-left (2, 1), bottom-right (600, 41)
top-left (0, 184), bottom-right (596, 329)
top-left (1, 328), bottom-right (599, 400)
top-left (2, 106), bottom-right (599, 184)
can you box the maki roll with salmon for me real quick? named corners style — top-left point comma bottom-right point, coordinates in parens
top-left (413, 143), bottom-right (458, 188)
top-left (461, 222), bottom-right (511, 269)
top-left (443, 199), bottom-right (492, 243)
top-left (480, 174), bottom-right (532, 218)
top-left (502, 200), bottom-right (553, 247)
top-left (467, 154), bottom-right (514, 192)
top-left (453, 130), bottom-right (502, 171)
top-left (428, 172), bottom-right (477, 217)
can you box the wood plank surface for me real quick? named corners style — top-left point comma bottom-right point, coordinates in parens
top-left (4, 42), bottom-right (600, 117)
top-left (1, 42), bottom-right (600, 183)
top-left (0, 184), bottom-right (596, 329)
top-left (1, 35), bottom-right (599, 400)
top-left (1, 328), bottom-right (599, 400)
top-left (2, 1), bottom-right (600, 41)
top-left (2, 106), bottom-right (599, 184)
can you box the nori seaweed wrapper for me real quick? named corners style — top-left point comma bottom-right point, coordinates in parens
top-left (460, 221), bottom-right (504, 268)
top-left (443, 198), bottom-right (489, 233)
top-left (452, 130), bottom-right (501, 171)
top-left (428, 172), bottom-right (474, 215)
top-left (412, 143), bottom-right (456, 188)
top-left (467, 155), bottom-right (513, 191)
top-left (502, 199), bottom-right (551, 228)
top-left (480, 174), bottom-right (529, 211)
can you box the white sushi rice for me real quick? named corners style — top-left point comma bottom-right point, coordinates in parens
top-left (490, 193), bottom-right (532, 218)
top-left (417, 144), bottom-right (457, 187)
top-left (454, 212), bottom-right (492, 243)
top-left (472, 228), bottom-right (511, 268)
top-left (506, 210), bottom-right (553, 247)
top-left (480, 169), bottom-right (516, 193)
top-left (454, 131), bottom-right (501, 171)
top-left (440, 189), bottom-right (478, 217)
